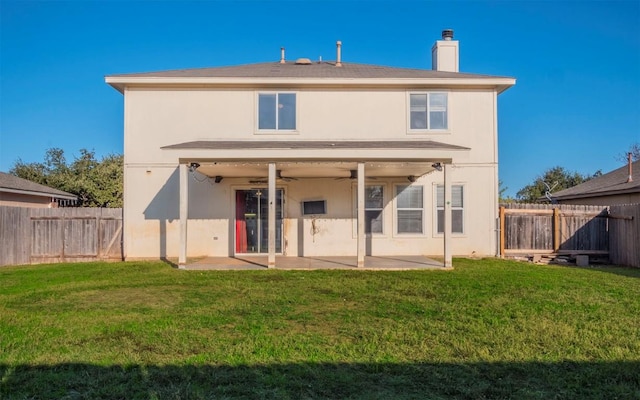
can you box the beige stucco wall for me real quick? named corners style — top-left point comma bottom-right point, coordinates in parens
top-left (124, 88), bottom-right (497, 164)
top-left (0, 192), bottom-right (56, 208)
top-left (122, 86), bottom-right (500, 259)
top-left (124, 163), bottom-right (498, 259)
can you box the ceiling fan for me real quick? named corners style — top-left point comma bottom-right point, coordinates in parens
top-left (276, 170), bottom-right (298, 182)
top-left (335, 170), bottom-right (377, 180)
top-left (248, 170), bottom-right (297, 184)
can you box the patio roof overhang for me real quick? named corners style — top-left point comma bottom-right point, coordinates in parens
top-left (163, 140), bottom-right (469, 179)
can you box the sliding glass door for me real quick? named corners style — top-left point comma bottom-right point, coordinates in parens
top-left (235, 189), bottom-right (283, 254)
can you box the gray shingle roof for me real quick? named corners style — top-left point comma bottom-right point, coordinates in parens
top-left (162, 140), bottom-right (470, 150)
top-left (0, 172), bottom-right (77, 200)
top-left (551, 160), bottom-right (640, 200)
top-left (107, 61), bottom-right (511, 80)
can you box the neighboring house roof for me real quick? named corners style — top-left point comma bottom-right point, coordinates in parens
top-left (106, 61), bottom-right (515, 93)
top-left (0, 172), bottom-right (77, 201)
top-left (551, 160), bottom-right (640, 201)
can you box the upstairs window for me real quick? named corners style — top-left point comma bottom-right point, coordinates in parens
top-left (258, 93), bottom-right (296, 130)
top-left (436, 185), bottom-right (464, 234)
top-left (409, 92), bottom-right (448, 130)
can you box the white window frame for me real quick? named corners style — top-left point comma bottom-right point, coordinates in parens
top-left (256, 91), bottom-right (298, 134)
top-left (407, 91), bottom-right (449, 133)
top-left (352, 183), bottom-right (387, 237)
top-left (394, 184), bottom-right (425, 236)
top-left (434, 183), bottom-right (465, 236)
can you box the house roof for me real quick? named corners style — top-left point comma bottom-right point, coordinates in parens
top-left (551, 160), bottom-right (640, 201)
top-left (0, 172), bottom-right (77, 200)
top-left (108, 61), bottom-right (509, 80)
top-left (106, 61), bottom-right (516, 93)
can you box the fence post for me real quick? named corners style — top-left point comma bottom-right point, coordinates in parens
top-left (61, 210), bottom-right (66, 261)
top-left (499, 206), bottom-right (505, 258)
top-left (553, 207), bottom-right (560, 252)
top-left (97, 211), bottom-right (102, 259)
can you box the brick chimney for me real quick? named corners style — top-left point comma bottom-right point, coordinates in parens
top-left (432, 29), bottom-right (459, 72)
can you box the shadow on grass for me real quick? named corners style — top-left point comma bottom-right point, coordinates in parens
top-left (159, 257), bottom-right (178, 269)
top-left (563, 264), bottom-right (640, 279)
top-left (1, 361), bottom-right (639, 399)
top-left (589, 265), bottom-right (640, 279)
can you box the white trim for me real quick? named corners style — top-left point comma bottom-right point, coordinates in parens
top-left (357, 162), bottom-right (365, 267)
top-left (106, 76), bottom-right (516, 94)
top-left (179, 163), bottom-right (188, 267)
top-left (268, 163), bottom-right (276, 268)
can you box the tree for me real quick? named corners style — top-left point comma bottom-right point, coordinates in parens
top-left (498, 180), bottom-right (517, 203)
top-left (616, 142), bottom-right (640, 163)
top-left (10, 148), bottom-right (123, 207)
top-left (516, 166), bottom-right (598, 203)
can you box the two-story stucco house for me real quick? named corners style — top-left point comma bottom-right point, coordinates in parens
top-left (106, 30), bottom-right (515, 268)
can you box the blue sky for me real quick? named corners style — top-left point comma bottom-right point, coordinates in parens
top-left (1, 0), bottom-right (638, 197)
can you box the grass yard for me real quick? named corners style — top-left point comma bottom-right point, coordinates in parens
top-left (1, 258), bottom-right (639, 399)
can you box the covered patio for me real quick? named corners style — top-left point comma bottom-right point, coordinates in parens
top-left (165, 140), bottom-right (470, 270)
top-left (183, 255), bottom-right (447, 271)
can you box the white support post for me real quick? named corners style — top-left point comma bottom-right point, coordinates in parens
top-left (268, 162), bottom-right (276, 268)
top-left (443, 163), bottom-right (452, 268)
top-left (179, 163), bottom-right (188, 268)
top-left (357, 162), bottom-right (365, 268)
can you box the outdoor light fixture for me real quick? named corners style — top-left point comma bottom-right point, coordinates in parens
top-left (407, 175), bottom-right (417, 183)
top-left (431, 162), bottom-right (443, 171)
top-left (189, 162), bottom-right (201, 172)
top-left (214, 176), bottom-right (223, 183)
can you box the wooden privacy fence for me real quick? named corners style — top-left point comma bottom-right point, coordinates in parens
top-left (499, 203), bottom-right (639, 267)
top-left (0, 206), bottom-right (123, 266)
top-left (608, 204), bottom-right (640, 267)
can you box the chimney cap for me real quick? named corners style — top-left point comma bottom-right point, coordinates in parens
top-left (442, 29), bottom-right (454, 40)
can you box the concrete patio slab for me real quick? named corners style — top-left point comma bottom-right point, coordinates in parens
top-left (183, 255), bottom-right (446, 271)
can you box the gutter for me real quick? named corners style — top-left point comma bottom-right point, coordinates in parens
top-left (0, 187), bottom-right (77, 201)
top-left (551, 187), bottom-right (640, 201)
top-left (105, 76), bottom-right (516, 94)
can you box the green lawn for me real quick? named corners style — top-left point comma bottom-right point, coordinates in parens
top-left (1, 259), bottom-right (639, 399)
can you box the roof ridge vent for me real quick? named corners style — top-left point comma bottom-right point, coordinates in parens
top-left (295, 58), bottom-right (312, 65)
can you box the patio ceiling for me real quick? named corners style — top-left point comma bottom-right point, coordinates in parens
top-left (191, 161), bottom-right (443, 180)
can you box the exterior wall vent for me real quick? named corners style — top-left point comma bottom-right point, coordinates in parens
top-left (295, 58), bottom-right (312, 65)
